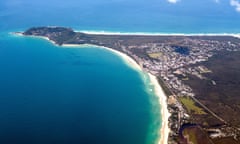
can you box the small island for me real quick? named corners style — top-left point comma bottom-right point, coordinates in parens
top-left (19, 27), bottom-right (240, 144)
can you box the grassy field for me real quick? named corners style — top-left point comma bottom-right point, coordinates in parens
top-left (180, 97), bottom-right (206, 115)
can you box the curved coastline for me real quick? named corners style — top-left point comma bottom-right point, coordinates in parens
top-left (62, 43), bottom-right (170, 144)
top-left (110, 50), bottom-right (170, 144)
top-left (14, 32), bottom-right (170, 144)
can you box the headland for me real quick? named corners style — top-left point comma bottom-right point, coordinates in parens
top-left (17, 26), bottom-right (240, 144)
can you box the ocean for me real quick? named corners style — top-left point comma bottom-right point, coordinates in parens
top-left (0, 0), bottom-right (240, 144)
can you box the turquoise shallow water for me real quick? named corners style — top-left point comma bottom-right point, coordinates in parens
top-left (0, 0), bottom-right (239, 143)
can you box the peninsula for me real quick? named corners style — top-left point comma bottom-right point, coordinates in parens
top-left (19, 27), bottom-right (240, 144)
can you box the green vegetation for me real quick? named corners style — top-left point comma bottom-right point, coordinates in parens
top-left (148, 52), bottom-right (162, 59)
top-left (180, 97), bottom-right (206, 115)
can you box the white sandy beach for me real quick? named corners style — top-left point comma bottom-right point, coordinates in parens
top-left (107, 46), bottom-right (170, 144)
top-left (78, 30), bottom-right (240, 37)
top-left (103, 47), bottom-right (170, 144)
top-left (109, 48), bottom-right (170, 144)
top-left (148, 74), bottom-right (170, 144)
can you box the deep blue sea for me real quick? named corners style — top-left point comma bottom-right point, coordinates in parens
top-left (0, 0), bottom-right (240, 144)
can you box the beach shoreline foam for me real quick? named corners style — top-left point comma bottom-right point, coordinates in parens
top-left (107, 48), bottom-right (170, 144)
top-left (148, 74), bottom-right (170, 144)
top-left (77, 30), bottom-right (240, 37)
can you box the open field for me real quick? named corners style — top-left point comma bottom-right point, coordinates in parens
top-left (179, 97), bottom-right (206, 115)
top-left (180, 125), bottom-right (213, 144)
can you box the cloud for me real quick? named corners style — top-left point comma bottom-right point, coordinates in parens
top-left (214, 0), bottom-right (220, 3)
top-left (167, 0), bottom-right (180, 4)
top-left (230, 0), bottom-right (240, 12)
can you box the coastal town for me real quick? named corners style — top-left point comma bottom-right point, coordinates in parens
top-left (118, 37), bottom-right (240, 143)
top-left (21, 27), bottom-right (240, 144)
top-left (103, 35), bottom-right (240, 143)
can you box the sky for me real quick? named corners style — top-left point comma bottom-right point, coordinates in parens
top-left (167, 0), bottom-right (240, 13)
top-left (0, 0), bottom-right (240, 33)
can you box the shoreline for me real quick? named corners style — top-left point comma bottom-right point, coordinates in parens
top-left (78, 30), bottom-right (240, 37)
top-left (12, 31), bottom-right (240, 39)
top-left (64, 44), bottom-right (170, 144)
top-left (15, 32), bottom-right (170, 144)
top-left (63, 44), bottom-right (170, 144)
top-left (13, 32), bottom-right (57, 45)
top-left (98, 46), bottom-right (171, 144)
top-left (148, 74), bottom-right (170, 144)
